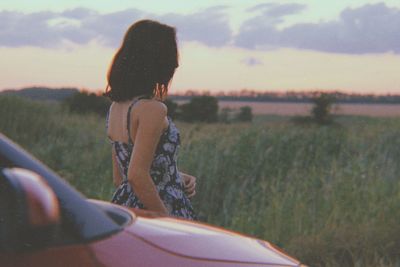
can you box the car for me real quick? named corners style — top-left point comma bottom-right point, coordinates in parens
top-left (0, 133), bottom-right (305, 267)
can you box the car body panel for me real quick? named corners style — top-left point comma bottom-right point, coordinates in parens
top-left (0, 245), bottom-right (97, 267)
top-left (89, 201), bottom-right (301, 266)
top-left (90, 230), bottom-right (298, 267)
top-left (127, 217), bottom-right (300, 265)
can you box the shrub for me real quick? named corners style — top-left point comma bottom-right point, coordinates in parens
top-left (311, 93), bottom-right (336, 125)
top-left (235, 106), bottom-right (253, 122)
top-left (219, 107), bottom-right (233, 123)
top-left (179, 95), bottom-right (219, 122)
top-left (63, 91), bottom-right (110, 116)
top-left (163, 98), bottom-right (179, 119)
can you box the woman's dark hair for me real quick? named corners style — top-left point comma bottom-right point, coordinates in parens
top-left (104, 20), bottom-right (178, 102)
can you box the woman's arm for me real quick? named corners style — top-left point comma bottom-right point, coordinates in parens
top-left (179, 171), bottom-right (196, 198)
top-left (127, 101), bottom-right (169, 215)
top-left (112, 147), bottom-right (123, 187)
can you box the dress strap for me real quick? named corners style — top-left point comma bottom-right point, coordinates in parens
top-left (127, 95), bottom-right (150, 144)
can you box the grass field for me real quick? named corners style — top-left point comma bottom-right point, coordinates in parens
top-left (1, 95), bottom-right (400, 267)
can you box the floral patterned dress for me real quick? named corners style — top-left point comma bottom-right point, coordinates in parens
top-left (106, 97), bottom-right (196, 220)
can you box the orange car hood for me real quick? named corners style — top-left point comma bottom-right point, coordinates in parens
top-left (125, 216), bottom-right (301, 266)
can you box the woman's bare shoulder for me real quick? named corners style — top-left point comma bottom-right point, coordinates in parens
top-left (135, 99), bottom-right (167, 119)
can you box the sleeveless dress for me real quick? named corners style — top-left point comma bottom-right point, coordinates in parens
top-left (106, 97), bottom-right (196, 220)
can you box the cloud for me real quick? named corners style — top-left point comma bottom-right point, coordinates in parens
top-left (241, 57), bottom-right (263, 66)
top-left (160, 6), bottom-right (232, 47)
top-left (82, 8), bottom-right (143, 46)
top-left (235, 2), bottom-right (400, 54)
top-left (235, 3), bottom-right (306, 49)
top-left (61, 7), bottom-right (95, 19)
top-left (2, 3), bottom-right (400, 54)
top-left (0, 8), bottom-right (146, 48)
top-left (0, 10), bottom-right (58, 47)
top-left (248, 3), bottom-right (306, 18)
top-left (0, 6), bottom-right (232, 48)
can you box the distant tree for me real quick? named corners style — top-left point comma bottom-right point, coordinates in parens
top-left (235, 106), bottom-right (253, 122)
top-left (179, 95), bottom-right (219, 122)
top-left (63, 91), bottom-right (110, 116)
top-left (311, 93), bottom-right (336, 124)
top-left (163, 98), bottom-right (179, 119)
top-left (219, 107), bottom-right (233, 123)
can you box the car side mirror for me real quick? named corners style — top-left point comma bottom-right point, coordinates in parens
top-left (0, 168), bottom-right (60, 251)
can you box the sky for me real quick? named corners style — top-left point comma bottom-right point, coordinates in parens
top-left (1, 0), bottom-right (400, 94)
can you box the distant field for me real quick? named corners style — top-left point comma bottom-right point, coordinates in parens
top-left (177, 100), bottom-right (400, 117)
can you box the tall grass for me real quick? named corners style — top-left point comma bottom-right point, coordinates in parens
top-left (0, 96), bottom-right (114, 198)
top-left (180, 119), bottom-right (400, 266)
top-left (1, 95), bottom-right (399, 267)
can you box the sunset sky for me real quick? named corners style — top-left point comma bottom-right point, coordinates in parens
top-left (1, 0), bottom-right (400, 94)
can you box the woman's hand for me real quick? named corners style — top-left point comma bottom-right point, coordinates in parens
top-left (181, 172), bottom-right (196, 198)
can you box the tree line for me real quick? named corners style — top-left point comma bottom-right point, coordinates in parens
top-left (62, 91), bottom-right (253, 123)
top-left (3, 87), bottom-right (399, 104)
top-left (1, 88), bottom-right (335, 125)
top-left (62, 90), bottom-right (341, 125)
top-left (172, 90), bottom-right (400, 104)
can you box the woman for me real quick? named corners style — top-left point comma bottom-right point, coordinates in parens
top-left (104, 20), bottom-right (196, 220)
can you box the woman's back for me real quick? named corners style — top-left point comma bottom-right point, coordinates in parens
top-left (106, 97), bottom-right (196, 220)
top-left (106, 98), bottom-right (169, 144)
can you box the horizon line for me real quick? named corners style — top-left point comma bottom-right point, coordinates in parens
top-left (1, 85), bottom-right (400, 97)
